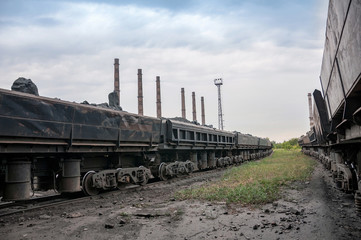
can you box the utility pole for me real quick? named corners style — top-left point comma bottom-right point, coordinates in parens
top-left (214, 78), bottom-right (224, 130)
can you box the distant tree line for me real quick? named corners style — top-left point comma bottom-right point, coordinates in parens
top-left (271, 138), bottom-right (300, 150)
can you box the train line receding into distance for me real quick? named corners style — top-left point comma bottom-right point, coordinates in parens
top-left (299, 0), bottom-right (361, 213)
top-left (0, 59), bottom-right (272, 203)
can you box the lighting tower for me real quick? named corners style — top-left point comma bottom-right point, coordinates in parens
top-left (214, 78), bottom-right (224, 130)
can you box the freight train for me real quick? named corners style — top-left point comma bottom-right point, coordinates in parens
top-left (0, 82), bottom-right (272, 201)
top-left (298, 0), bottom-right (361, 211)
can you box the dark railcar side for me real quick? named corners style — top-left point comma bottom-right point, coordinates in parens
top-left (0, 88), bottom-right (162, 200)
top-left (320, 0), bottom-right (361, 129)
top-left (0, 88), bottom-right (161, 153)
top-left (161, 119), bottom-right (234, 150)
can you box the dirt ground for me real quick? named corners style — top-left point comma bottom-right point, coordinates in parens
top-left (1, 160), bottom-right (361, 240)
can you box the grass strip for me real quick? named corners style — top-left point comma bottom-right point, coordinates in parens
top-left (175, 149), bottom-right (316, 205)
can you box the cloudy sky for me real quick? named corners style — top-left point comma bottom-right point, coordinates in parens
top-left (0, 0), bottom-right (329, 142)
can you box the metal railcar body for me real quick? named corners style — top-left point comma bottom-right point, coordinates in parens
top-left (299, 0), bottom-right (361, 211)
top-left (155, 119), bottom-right (237, 179)
top-left (0, 88), bottom-right (160, 199)
top-left (235, 133), bottom-right (272, 160)
top-left (0, 87), bottom-right (272, 201)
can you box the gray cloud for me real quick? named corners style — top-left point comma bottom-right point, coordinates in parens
top-left (0, 0), bottom-right (329, 142)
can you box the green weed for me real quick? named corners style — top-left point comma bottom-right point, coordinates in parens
top-left (175, 149), bottom-right (315, 205)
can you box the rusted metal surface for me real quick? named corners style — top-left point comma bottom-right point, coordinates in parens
top-left (137, 69), bottom-right (143, 116)
top-left (156, 76), bottom-right (161, 118)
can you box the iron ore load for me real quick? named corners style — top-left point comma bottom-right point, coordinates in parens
top-left (299, 0), bottom-right (361, 211)
top-left (0, 66), bottom-right (272, 202)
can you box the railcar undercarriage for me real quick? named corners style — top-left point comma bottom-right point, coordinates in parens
top-left (302, 140), bottom-right (361, 212)
top-left (0, 148), bottom-right (273, 201)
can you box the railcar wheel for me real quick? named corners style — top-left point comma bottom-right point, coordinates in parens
top-left (138, 166), bottom-right (149, 186)
top-left (138, 174), bottom-right (149, 186)
top-left (159, 162), bottom-right (168, 181)
top-left (82, 171), bottom-right (99, 196)
top-left (115, 168), bottom-right (126, 189)
top-left (185, 160), bottom-right (194, 174)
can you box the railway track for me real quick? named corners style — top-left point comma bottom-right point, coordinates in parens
top-left (0, 192), bottom-right (86, 218)
top-left (0, 163), bottom-right (233, 218)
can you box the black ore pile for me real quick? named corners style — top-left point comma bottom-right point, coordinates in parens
top-left (11, 77), bottom-right (39, 96)
top-left (10, 77), bottom-right (123, 111)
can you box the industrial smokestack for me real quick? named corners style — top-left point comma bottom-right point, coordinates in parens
top-left (192, 92), bottom-right (197, 122)
top-left (201, 96), bottom-right (205, 125)
top-left (181, 88), bottom-right (186, 119)
top-left (308, 93), bottom-right (314, 128)
top-left (156, 76), bottom-right (161, 118)
top-left (138, 69), bottom-right (143, 115)
top-left (114, 58), bottom-right (120, 103)
top-left (108, 58), bottom-right (121, 109)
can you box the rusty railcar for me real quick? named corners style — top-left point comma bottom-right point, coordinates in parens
top-left (300, 0), bottom-right (361, 211)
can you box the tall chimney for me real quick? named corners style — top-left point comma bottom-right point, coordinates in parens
top-left (114, 58), bottom-right (120, 104)
top-left (201, 96), bottom-right (205, 125)
top-left (156, 76), bottom-right (161, 118)
top-left (181, 88), bottom-right (186, 119)
top-left (308, 93), bottom-right (314, 128)
top-left (192, 92), bottom-right (197, 122)
top-left (138, 69), bottom-right (143, 115)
